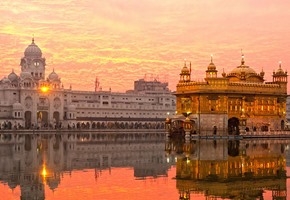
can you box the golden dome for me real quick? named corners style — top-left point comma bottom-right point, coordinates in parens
top-left (229, 55), bottom-right (257, 76)
top-left (180, 61), bottom-right (190, 75)
top-left (230, 66), bottom-right (257, 75)
top-left (181, 66), bottom-right (190, 74)
top-left (275, 62), bottom-right (285, 74)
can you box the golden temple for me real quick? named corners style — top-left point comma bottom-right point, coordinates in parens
top-left (169, 55), bottom-right (288, 136)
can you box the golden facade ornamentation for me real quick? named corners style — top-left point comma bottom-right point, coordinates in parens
top-left (172, 56), bottom-right (288, 135)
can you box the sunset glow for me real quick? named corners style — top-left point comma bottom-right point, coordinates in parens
top-left (40, 86), bottom-right (49, 93)
top-left (0, 0), bottom-right (289, 93)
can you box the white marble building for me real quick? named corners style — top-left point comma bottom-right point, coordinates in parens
top-left (0, 39), bottom-right (176, 129)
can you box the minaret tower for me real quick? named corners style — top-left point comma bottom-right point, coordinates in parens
top-left (20, 37), bottom-right (46, 83)
top-left (272, 61), bottom-right (288, 94)
top-left (206, 54), bottom-right (218, 78)
top-left (179, 60), bottom-right (191, 82)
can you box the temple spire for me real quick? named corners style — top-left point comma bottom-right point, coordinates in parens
top-left (210, 54), bottom-right (213, 63)
top-left (240, 49), bottom-right (245, 65)
top-left (32, 34), bottom-right (35, 44)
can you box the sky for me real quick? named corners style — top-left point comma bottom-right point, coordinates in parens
top-left (0, 0), bottom-right (289, 93)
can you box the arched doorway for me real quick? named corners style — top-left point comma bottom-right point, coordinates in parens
top-left (281, 120), bottom-right (285, 130)
top-left (37, 111), bottom-right (49, 127)
top-left (25, 111), bottom-right (32, 129)
top-left (228, 117), bottom-right (240, 135)
top-left (53, 111), bottom-right (60, 128)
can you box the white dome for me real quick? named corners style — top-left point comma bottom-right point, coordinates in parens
top-left (13, 102), bottom-right (23, 110)
top-left (48, 70), bottom-right (59, 81)
top-left (2, 77), bottom-right (10, 84)
top-left (24, 38), bottom-right (42, 57)
top-left (8, 70), bottom-right (18, 82)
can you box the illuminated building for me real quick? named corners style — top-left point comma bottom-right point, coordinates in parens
top-left (172, 55), bottom-right (288, 135)
top-left (0, 39), bottom-right (175, 129)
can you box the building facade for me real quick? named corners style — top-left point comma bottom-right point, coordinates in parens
top-left (286, 96), bottom-right (290, 129)
top-left (0, 39), bottom-right (176, 129)
top-left (172, 55), bottom-right (288, 135)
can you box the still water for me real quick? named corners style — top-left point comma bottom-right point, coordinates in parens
top-left (0, 131), bottom-right (289, 200)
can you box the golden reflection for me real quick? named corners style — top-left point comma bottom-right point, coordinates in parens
top-left (166, 139), bottom-right (288, 200)
top-left (42, 165), bottom-right (47, 178)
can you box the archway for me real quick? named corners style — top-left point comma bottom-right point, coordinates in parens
top-left (37, 111), bottom-right (49, 127)
top-left (53, 111), bottom-right (60, 126)
top-left (25, 111), bottom-right (32, 129)
top-left (281, 120), bottom-right (285, 130)
top-left (228, 117), bottom-right (240, 135)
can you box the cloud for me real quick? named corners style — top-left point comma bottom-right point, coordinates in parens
top-left (0, 0), bottom-right (289, 93)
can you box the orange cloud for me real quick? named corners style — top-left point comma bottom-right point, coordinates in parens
top-left (0, 0), bottom-right (289, 93)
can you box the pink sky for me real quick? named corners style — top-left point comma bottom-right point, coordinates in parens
top-left (0, 0), bottom-right (289, 93)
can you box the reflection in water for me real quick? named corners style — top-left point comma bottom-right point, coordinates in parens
top-left (0, 132), bottom-right (171, 199)
top-left (165, 139), bottom-right (288, 200)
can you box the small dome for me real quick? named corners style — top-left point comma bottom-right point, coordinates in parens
top-left (13, 102), bottom-right (23, 110)
top-left (20, 71), bottom-right (32, 80)
top-left (48, 70), bottom-right (59, 81)
top-left (207, 62), bottom-right (216, 70)
top-left (2, 77), bottom-right (10, 84)
top-left (8, 70), bottom-right (18, 82)
top-left (180, 66), bottom-right (190, 75)
top-left (276, 64), bottom-right (284, 74)
top-left (24, 38), bottom-right (42, 57)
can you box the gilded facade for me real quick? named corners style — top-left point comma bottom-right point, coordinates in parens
top-left (174, 55), bottom-right (288, 135)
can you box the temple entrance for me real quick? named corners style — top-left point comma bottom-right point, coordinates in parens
top-left (37, 111), bottom-right (49, 128)
top-left (281, 120), bottom-right (285, 130)
top-left (24, 111), bottom-right (32, 129)
top-left (228, 117), bottom-right (240, 135)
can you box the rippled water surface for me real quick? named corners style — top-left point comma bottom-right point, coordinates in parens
top-left (0, 131), bottom-right (290, 200)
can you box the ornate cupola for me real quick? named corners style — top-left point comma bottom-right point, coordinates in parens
top-left (179, 60), bottom-right (191, 82)
top-left (206, 55), bottom-right (218, 78)
top-left (273, 61), bottom-right (288, 83)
